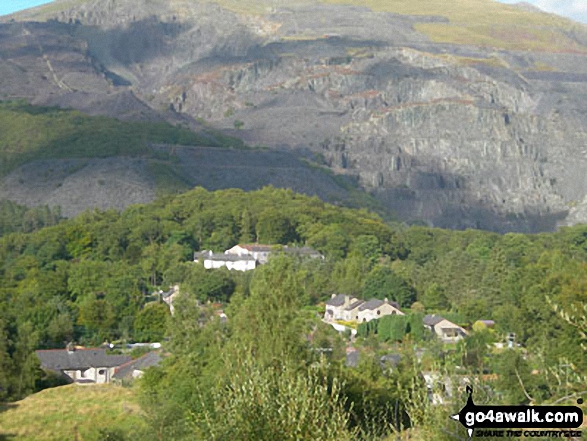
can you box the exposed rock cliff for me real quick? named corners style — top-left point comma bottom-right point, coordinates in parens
top-left (2, 0), bottom-right (587, 231)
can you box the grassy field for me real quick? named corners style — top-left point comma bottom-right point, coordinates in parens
top-left (0, 384), bottom-right (147, 441)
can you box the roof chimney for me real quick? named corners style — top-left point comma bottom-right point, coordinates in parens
top-left (331, 293), bottom-right (336, 298)
top-left (384, 297), bottom-right (388, 303)
top-left (66, 342), bottom-right (76, 353)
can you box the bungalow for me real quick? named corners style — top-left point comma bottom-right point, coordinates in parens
top-left (36, 345), bottom-right (131, 384)
top-left (112, 352), bottom-right (162, 382)
top-left (356, 299), bottom-right (404, 323)
top-left (423, 315), bottom-right (468, 343)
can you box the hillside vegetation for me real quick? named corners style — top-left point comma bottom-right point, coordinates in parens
top-left (0, 187), bottom-right (584, 440)
top-left (0, 101), bottom-right (244, 176)
top-left (0, 384), bottom-right (146, 441)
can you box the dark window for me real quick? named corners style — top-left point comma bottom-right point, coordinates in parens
top-left (98, 369), bottom-right (106, 375)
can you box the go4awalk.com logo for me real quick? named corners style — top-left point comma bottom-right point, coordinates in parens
top-left (450, 386), bottom-right (583, 439)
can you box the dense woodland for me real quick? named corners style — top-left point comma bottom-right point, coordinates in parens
top-left (0, 186), bottom-right (586, 440)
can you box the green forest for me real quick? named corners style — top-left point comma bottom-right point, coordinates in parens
top-left (0, 186), bottom-right (586, 440)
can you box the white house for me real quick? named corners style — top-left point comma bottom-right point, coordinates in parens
top-left (194, 250), bottom-right (257, 271)
top-left (195, 244), bottom-right (323, 271)
top-left (36, 345), bottom-right (131, 384)
top-left (225, 244), bottom-right (273, 264)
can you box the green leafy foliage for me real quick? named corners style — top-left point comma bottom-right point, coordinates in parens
top-left (362, 265), bottom-right (416, 307)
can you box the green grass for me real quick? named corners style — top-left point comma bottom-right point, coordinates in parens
top-left (0, 101), bottom-right (243, 177)
top-left (0, 384), bottom-right (147, 441)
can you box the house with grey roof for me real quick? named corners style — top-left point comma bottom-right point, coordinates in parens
top-left (325, 294), bottom-right (404, 324)
top-left (342, 299), bottom-right (365, 321)
top-left (423, 315), bottom-right (467, 343)
top-left (36, 345), bottom-right (131, 384)
top-left (194, 250), bottom-right (257, 271)
top-left (225, 244), bottom-right (324, 265)
top-left (324, 294), bottom-right (359, 322)
top-left (112, 352), bottom-right (162, 382)
top-left (356, 298), bottom-right (404, 323)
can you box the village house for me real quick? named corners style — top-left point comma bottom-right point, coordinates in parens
top-left (356, 299), bottom-right (404, 322)
top-left (36, 345), bottom-right (131, 384)
top-left (225, 244), bottom-right (274, 264)
top-left (194, 250), bottom-right (257, 271)
top-left (195, 244), bottom-right (323, 271)
top-left (324, 294), bottom-right (360, 322)
top-left (423, 315), bottom-right (468, 343)
top-left (342, 299), bottom-right (365, 321)
top-left (112, 351), bottom-right (162, 382)
top-left (325, 295), bottom-right (404, 323)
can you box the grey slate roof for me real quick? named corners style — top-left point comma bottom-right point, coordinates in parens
top-left (357, 299), bottom-right (401, 311)
top-left (36, 348), bottom-right (131, 371)
top-left (423, 315), bottom-right (446, 327)
top-left (113, 352), bottom-right (162, 379)
top-left (358, 299), bottom-right (384, 311)
top-left (345, 300), bottom-right (365, 311)
top-left (238, 244), bottom-right (273, 252)
top-left (325, 294), bottom-right (347, 307)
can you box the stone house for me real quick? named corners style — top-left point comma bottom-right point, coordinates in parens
top-left (356, 299), bottom-right (404, 323)
top-left (36, 345), bottom-right (131, 384)
top-left (423, 315), bottom-right (468, 342)
top-left (342, 299), bottom-right (365, 321)
top-left (324, 294), bottom-right (359, 322)
top-left (326, 295), bottom-right (404, 323)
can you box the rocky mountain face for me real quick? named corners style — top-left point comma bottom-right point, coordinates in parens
top-left (2, 0), bottom-right (587, 231)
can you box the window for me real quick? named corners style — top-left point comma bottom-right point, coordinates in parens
top-left (377, 310), bottom-right (381, 315)
top-left (98, 369), bottom-right (106, 375)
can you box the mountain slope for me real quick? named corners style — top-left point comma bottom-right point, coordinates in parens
top-left (1, 0), bottom-right (587, 231)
